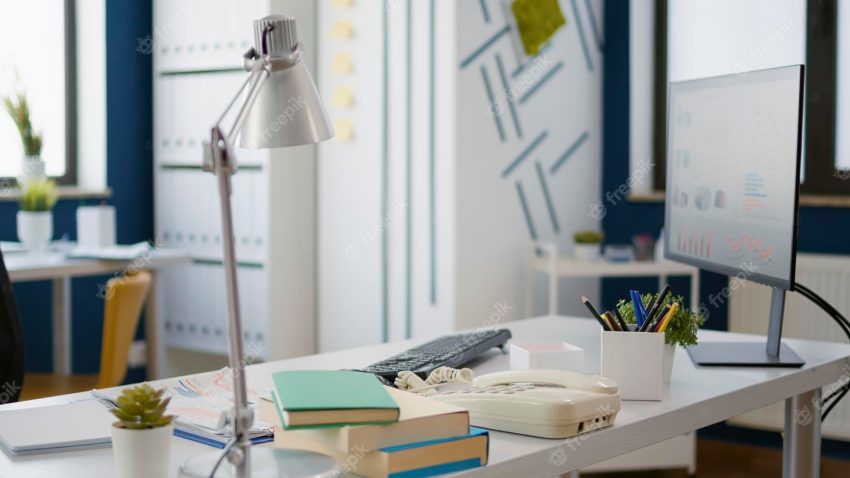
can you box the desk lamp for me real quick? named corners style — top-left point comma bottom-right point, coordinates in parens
top-left (178, 15), bottom-right (337, 478)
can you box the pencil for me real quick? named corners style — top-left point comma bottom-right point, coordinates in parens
top-left (603, 311), bottom-right (621, 331)
top-left (644, 303), bottom-right (671, 332)
top-left (655, 302), bottom-right (680, 333)
top-left (581, 296), bottom-right (612, 331)
top-left (644, 284), bottom-right (671, 325)
top-left (612, 307), bottom-right (630, 331)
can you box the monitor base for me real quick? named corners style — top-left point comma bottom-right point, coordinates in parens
top-left (687, 342), bottom-right (805, 367)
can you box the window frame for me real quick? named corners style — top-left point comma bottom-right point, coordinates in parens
top-left (2, 0), bottom-right (77, 186)
top-left (650, 0), bottom-right (850, 197)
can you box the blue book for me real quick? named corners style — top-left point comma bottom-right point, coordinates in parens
top-left (276, 426), bottom-right (489, 478)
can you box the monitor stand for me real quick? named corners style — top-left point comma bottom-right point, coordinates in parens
top-left (687, 287), bottom-right (805, 367)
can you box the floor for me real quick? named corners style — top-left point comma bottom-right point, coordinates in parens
top-left (588, 438), bottom-right (850, 477)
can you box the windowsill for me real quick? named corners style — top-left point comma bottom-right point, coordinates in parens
top-left (628, 192), bottom-right (850, 208)
top-left (0, 186), bottom-right (112, 202)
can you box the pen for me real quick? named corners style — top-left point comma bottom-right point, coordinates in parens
top-left (644, 284), bottom-right (671, 325)
top-left (603, 311), bottom-right (622, 331)
top-left (612, 307), bottom-right (630, 331)
top-left (581, 296), bottom-right (612, 331)
top-left (644, 303), bottom-right (671, 332)
top-left (630, 290), bottom-right (647, 327)
top-left (655, 302), bottom-right (680, 333)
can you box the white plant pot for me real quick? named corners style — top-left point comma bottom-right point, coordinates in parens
top-left (573, 243), bottom-right (601, 262)
top-left (16, 210), bottom-right (53, 251)
top-left (21, 155), bottom-right (46, 182)
top-left (111, 423), bottom-right (173, 478)
top-left (663, 343), bottom-right (676, 384)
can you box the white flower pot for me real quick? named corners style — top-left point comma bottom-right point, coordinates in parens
top-left (21, 155), bottom-right (46, 182)
top-left (111, 423), bottom-right (173, 478)
top-left (573, 243), bottom-right (601, 262)
top-left (663, 343), bottom-right (676, 384)
top-left (16, 210), bottom-right (52, 251)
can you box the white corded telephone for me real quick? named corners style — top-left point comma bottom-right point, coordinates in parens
top-left (427, 369), bottom-right (621, 439)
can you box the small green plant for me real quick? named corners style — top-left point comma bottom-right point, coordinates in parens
top-left (110, 384), bottom-right (174, 429)
top-left (573, 230), bottom-right (605, 244)
top-left (19, 179), bottom-right (57, 212)
top-left (2, 91), bottom-right (42, 157)
top-left (616, 292), bottom-right (705, 347)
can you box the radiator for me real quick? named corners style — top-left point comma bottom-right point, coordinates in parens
top-left (728, 253), bottom-right (850, 440)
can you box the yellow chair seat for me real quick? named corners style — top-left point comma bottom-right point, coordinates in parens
top-left (20, 373), bottom-right (99, 401)
top-left (20, 271), bottom-right (152, 401)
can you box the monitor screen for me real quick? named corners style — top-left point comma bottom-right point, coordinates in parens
top-left (664, 65), bottom-right (804, 290)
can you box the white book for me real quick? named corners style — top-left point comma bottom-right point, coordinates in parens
top-left (0, 400), bottom-right (114, 455)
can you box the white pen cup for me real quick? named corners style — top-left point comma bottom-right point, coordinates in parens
top-left (600, 330), bottom-right (665, 400)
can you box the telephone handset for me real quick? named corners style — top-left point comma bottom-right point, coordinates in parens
top-left (431, 369), bottom-right (621, 439)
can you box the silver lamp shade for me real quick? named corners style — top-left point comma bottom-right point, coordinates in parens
top-left (238, 16), bottom-right (334, 149)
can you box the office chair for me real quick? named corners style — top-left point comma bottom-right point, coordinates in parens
top-left (20, 271), bottom-right (152, 400)
top-left (0, 248), bottom-right (24, 404)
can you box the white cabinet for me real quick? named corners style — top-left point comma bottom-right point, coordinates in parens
top-left (152, 0), bottom-right (320, 370)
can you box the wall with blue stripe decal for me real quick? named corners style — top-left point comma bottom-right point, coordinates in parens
top-left (317, 0), bottom-right (607, 351)
top-left (6, 0), bottom-right (152, 380)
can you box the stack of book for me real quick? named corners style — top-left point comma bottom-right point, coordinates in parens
top-left (259, 370), bottom-right (489, 478)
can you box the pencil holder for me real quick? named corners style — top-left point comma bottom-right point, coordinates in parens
top-left (600, 330), bottom-right (665, 400)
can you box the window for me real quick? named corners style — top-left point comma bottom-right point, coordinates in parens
top-left (644, 0), bottom-right (850, 197)
top-left (0, 0), bottom-right (76, 184)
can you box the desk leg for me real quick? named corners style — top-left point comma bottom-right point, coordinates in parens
top-left (783, 389), bottom-right (822, 478)
top-left (52, 277), bottom-right (72, 375)
top-left (691, 270), bottom-right (700, 310)
top-left (144, 270), bottom-right (160, 380)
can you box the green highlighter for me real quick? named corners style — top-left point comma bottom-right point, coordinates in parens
top-left (271, 370), bottom-right (400, 430)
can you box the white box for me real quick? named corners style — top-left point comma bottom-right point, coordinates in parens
top-left (601, 331), bottom-right (664, 401)
top-left (509, 342), bottom-right (584, 371)
top-left (76, 205), bottom-right (116, 249)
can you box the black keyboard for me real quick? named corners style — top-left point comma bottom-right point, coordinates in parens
top-left (362, 329), bottom-right (512, 380)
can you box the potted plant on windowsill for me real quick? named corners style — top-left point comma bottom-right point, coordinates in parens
top-left (110, 384), bottom-right (174, 478)
top-left (573, 230), bottom-right (604, 261)
top-left (17, 178), bottom-right (57, 251)
top-left (2, 90), bottom-right (45, 181)
top-left (616, 292), bottom-right (705, 383)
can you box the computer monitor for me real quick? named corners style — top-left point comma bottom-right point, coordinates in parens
top-left (664, 65), bottom-right (805, 367)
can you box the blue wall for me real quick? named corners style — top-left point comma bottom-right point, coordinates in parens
top-left (602, 0), bottom-right (850, 458)
top-left (9, 0), bottom-right (152, 379)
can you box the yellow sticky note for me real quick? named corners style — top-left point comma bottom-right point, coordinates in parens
top-left (330, 21), bottom-right (354, 40)
top-left (331, 86), bottom-right (354, 108)
top-left (332, 53), bottom-right (354, 75)
top-left (334, 119), bottom-right (354, 141)
top-left (331, 0), bottom-right (353, 8)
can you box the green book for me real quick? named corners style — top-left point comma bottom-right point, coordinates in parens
top-left (271, 370), bottom-right (400, 429)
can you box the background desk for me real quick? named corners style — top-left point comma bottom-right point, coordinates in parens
top-left (1, 316), bottom-right (848, 477)
top-left (4, 248), bottom-right (191, 377)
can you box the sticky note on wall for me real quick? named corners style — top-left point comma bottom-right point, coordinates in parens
top-left (334, 119), bottom-right (354, 141)
top-left (332, 53), bottom-right (354, 75)
top-left (331, 86), bottom-right (355, 108)
top-left (331, 21), bottom-right (354, 40)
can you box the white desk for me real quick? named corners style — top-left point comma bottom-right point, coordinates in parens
top-left (4, 247), bottom-right (191, 377)
top-left (1, 316), bottom-right (848, 478)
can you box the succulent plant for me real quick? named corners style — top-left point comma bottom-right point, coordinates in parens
top-left (19, 179), bottom-right (57, 212)
top-left (110, 384), bottom-right (174, 430)
top-left (573, 230), bottom-right (605, 244)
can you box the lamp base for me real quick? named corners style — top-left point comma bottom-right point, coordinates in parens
top-left (179, 447), bottom-right (338, 478)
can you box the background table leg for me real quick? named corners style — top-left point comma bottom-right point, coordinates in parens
top-left (52, 277), bottom-right (72, 375)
